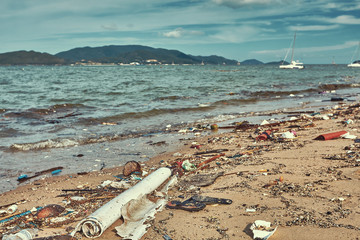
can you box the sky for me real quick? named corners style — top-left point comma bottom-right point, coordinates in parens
top-left (1, 0), bottom-right (360, 64)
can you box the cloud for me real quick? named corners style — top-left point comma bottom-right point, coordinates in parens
top-left (210, 25), bottom-right (259, 43)
top-left (323, 2), bottom-right (360, 11)
top-left (331, 15), bottom-right (360, 25)
top-left (212, 0), bottom-right (288, 8)
top-left (253, 41), bottom-right (359, 56)
top-left (162, 28), bottom-right (204, 38)
top-left (162, 28), bottom-right (185, 38)
top-left (289, 24), bottom-right (339, 31)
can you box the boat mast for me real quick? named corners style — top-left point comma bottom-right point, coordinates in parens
top-left (290, 32), bottom-right (296, 63)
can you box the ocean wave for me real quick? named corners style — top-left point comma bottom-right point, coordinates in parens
top-left (3, 103), bottom-right (89, 120)
top-left (9, 134), bottom-right (121, 151)
top-left (10, 138), bottom-right (80, 151)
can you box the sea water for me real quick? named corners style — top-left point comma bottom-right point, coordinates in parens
top-left (0, 64), bottom-right (359, 193)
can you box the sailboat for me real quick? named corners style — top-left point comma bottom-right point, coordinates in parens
top-left (348, 42), bottom-right (360, 68)
top-left (279, 32), bottom-right (304, 69)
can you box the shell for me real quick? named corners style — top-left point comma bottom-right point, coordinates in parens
top-left (37, 204), bottom-right (65, 218)
top-left (123, 161), bottom-right (142, 176)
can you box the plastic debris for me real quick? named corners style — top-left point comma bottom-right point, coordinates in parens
top-left (315, 131), bottom-right (348, 140)
top-left (72, 167), bottom-right (171, 238)
top-left (250, 220), bottom-right (277, 240)
top-left (123, 161), bottom-right (142, 176)
top-left (2, 228), bottom-right (38, 240)
top-left (182, 160), bottom-right (196, 172)
top-left (7, 205), bottom-right (18, 214)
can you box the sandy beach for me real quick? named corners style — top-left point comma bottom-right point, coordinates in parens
top-left (1, 102), bottom-right (360, 240)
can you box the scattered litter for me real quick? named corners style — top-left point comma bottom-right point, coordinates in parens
top-left (182, 160), bottom-right (196, 172)
top-left (341, 132), bottom-right (357, 139)
top-left (123, 161), bottom-right (142, 176)
top-left (36, 204), bottom-right (65, 219)
top-left (2, 228), bottom-right (38, 240)
top-left (72, 167), bottom-right (172, 238)
top-left (246, 208), bottom-right (256, 213)
top-left (166, 199), bottom-right (206, 212)
top-left (250, 220), bottom-right (277, 240)
top-left (315, 131), bottom-right (348, 140)
top-left (7, 205), bottom-right (18, 214)
top-left (17, 167), bottom-right (64, 183)
top-left (179, 172), bottom-right (224, 188)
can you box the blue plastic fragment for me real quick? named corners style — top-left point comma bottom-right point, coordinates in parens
top-left (51, 169), bottom-right (62, 175)
top-left (0, 207), bottom-right (42, 224)
top-left (163, 234), bottom-right (173, 240)
top-left (17, 174), bottom-right (28, 180)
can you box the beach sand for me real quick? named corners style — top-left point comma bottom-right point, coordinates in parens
top-left (0, 103), bottom-right (359, 240)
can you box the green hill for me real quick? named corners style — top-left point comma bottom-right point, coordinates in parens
top-left (0, 50), bottom-right (65, 65)
top-left (55, 45), bottom-right (239, 65)
top-left (240, 59), bottom-right (264, 65)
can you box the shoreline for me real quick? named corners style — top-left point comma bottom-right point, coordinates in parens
top-left (1, 101), bottom-right (360, 239)
top-left (0, 100), bottom-right (341, 194)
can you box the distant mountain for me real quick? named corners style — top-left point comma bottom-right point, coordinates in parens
top-left (55, 45), bottom-right (239, 65)
top-left (240, 59), bottom-right (264, 65)
top-left (0, 50), bottom-right (65, 65)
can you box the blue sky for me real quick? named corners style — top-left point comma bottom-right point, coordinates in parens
top-left (1, 0), bottom-right (360, 64)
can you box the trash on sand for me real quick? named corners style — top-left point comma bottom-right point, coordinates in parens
top-left (37, 204), bottom-right (65, 219)
top-left (0, 207), bottom-right (42, 224)
top-left (72, 167), bottom-right (172, 239)
top-left (260, 120), bottom-right (270, 125)
top-left (190, 195), bottom-right (232, 205)
top-left (166, 199), bottom-right (206, 212)
top-left (123, 161), bottom-right (142, 176)
top-left (17, 166), bottom-right (64, 183)
top-left (210, 124), bottom-right (219, 131)
top-left (33, 235), bottom-right (76, 240)
top-left (182, 160), bottom-right (196, 172)
top-left (7, 205), bottom-right (18, 214)
top-left (250, 220), bottom-right (277, 240)
top-left (166, 195), bottom-right (232, 212)
top-left (280, 131), bottom-right (296, 139)
top-left (256, 130), bottom-right (272, 141)
top-left (51, 169), bottom-right (62, 175)
top-left (194, 149), bottom-right (228, 155)
top-left (314, 131), bottom-right (348, 140)
top-left (197, 153), bottom-right (225, 168)
top-left (115, 195), bottom-right (167, 239)
top-left (341, 132), bottom-right (357, 139)
top-left (115, 175), bottom-right (177, 240)
top-left (2, 228), bottom-right (38, 240)
top-left (179, 172), bottom-right (224, 188)
top-left (246, 208), bottom-right (256, 213)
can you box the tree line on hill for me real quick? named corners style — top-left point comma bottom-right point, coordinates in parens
top-left (0, 45), bottom-right (285, 66)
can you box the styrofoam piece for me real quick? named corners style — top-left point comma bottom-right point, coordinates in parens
top-left (116, 175), bottom-right (177, 239)
top-left (115, 195), bottom-right (166, 239)
top-left (72, 167), bottom-right (171, 238)
top-left (250, 220), bottom-right (277, 240)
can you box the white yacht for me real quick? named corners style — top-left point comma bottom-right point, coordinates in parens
top-left (348, 42), bottom-right (360, 68)
top-left (279, 33), bottom-right (304, 69)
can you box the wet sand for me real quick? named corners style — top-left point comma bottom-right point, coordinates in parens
top-left (0, 102), bottom-right (360, 240)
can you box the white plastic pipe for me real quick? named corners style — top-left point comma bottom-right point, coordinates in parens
top-left (72, 167), bottom-right (171, 238)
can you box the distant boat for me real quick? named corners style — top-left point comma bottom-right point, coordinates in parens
top-left (348, 42), bottom-right (360, 68)
top-left (279, 32), bottom-right (304, 69)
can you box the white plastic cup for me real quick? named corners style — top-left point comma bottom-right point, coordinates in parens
top-left (7, 205), bottom-right (18, 214)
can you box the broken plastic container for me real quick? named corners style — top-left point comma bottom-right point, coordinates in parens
top-left (315, 131), bottom-right (348, 140)
top-left (2, 228), bottom-right (38, 240)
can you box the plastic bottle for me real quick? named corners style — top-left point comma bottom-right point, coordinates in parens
top-left (2, 228), bottom-right (38, 240)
